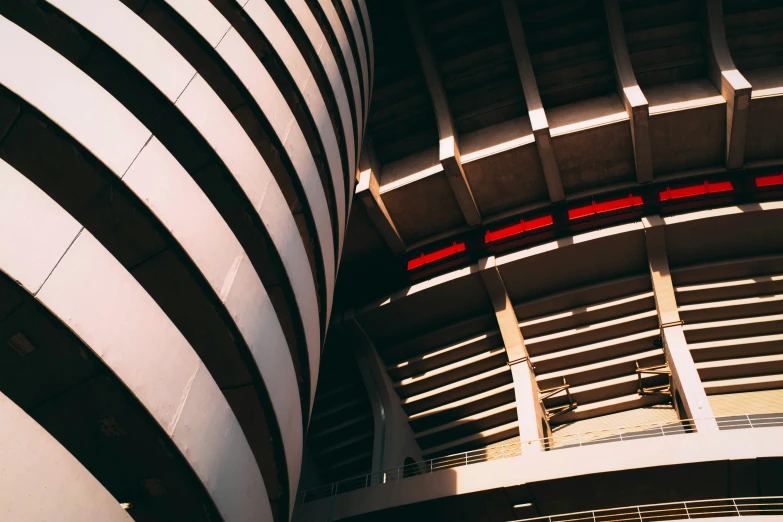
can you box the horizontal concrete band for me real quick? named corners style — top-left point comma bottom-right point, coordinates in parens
top-left (297, 427), bottom-right (783, 520)
top-left (0, 159), bottom-right (271, 522)
top-left (254, 0), bottom-right (356, 231)
top-left (313, 0), bottom-right (367, 131)
top-left (0, 13), bottom-right (306, 514)
top-left (338, 0), bottom-right (371, 122)
top-left (0, 391), bottom-right (133, 522)
top-left (356, 0), bottom-right (374, 82)
top-left (358, 202), bottom-right (783, 316)
top-left (152, 0), bottom-right (333, 352)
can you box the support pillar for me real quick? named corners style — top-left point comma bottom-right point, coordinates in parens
top-left (501, 0), bottom-right (564, 202)
top-left (704, 0), bottom-right (751, 169)
top-left (479, 256), bottom-right (547, 449)
top-left (643, 216), bottom-right (718, 432)
top-left (341, 312), bottom-right (422, 475)
top-left (604, 0), bottom-right (653, 183)
top-left (357, 140), bottom-right (405, 254)
top-left (404, 0), bottom-right (481, 225)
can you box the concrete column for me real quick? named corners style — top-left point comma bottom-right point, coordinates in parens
top-left (603, 0), bottom-right (653, 183)
top-left (479, 257), bottom-right (547, 449)
top-left (643, 216), bottom-right (718, 432)
top-left (341, 313), bottom-right (423, 475)
top-left (357, 140), bottom-right (405, 254)
top-left (0, 392), bottom-right (132, 522)
top-left (704, 0), bottom-right (752, 169)
top-left (501, 0), bottom-right (564, 202)
top-left (403, 0), bottom-right (482, 226)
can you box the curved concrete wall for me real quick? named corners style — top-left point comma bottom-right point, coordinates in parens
top-left (0, 158), bottom-right (271, 522)
top-left (0, 391), bottom-right (133, 522)
top-left (0, 0), bottom-right (370, 519)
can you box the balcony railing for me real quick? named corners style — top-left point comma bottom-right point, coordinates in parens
top-left (296, 413), bottom-right (783, 504)
top-left (514, 496), bottom-right (783, 522)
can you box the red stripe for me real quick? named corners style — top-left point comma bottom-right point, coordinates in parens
top-left (568, 194), bottom-right (643, 220)
top-left (659, 180), bottom-right (733, 201)
top-left (755, 173), bottom-right (783, 187)
top-left (484, 215), bottom-right (553, 243)
top-left (407, 242), bottom-right (466, 270)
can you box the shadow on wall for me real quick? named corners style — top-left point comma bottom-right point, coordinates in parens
top-left (402, 457), bottom-right (421, 478)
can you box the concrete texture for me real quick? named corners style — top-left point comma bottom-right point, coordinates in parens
top-left (251, 0), bottom-right (355, 221)
top-left (343, 315), bottom-right (423, 472)
top-left (479, 256), bottom-right (546, 444)
top-left (340, 200), bottom-right (783, 488)
top-left (294, 427), bottom-right (783, 521)
top-left (501, 0), bottom-right (563, 203)
top-left (33, 5), bottom-right (307, 509)
top-left (0, 1), bottom-right (371, 520)
top-left (312, 0), bottom-right (367, 130)
top-left (404, 0), bottom-right (481, 226)
top-left (0, 159), bottom-right (271, 522)
top-left (0, 391), bottom-right (133, 522)
top-left (357, 141), bottom-right (405, 253)
top-left (604, 0), bottom-right (652, 183)
top-left (350, 0), bottom-right (783, 255)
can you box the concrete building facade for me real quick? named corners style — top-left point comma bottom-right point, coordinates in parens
top-left (2, 1), bottom-right (783, 522)
top-left (297, 0), bottom-right (783, 521)
top-left (0, 1), bottom-right (370, 521)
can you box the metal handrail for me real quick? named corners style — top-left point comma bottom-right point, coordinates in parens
top-left (296, 413), bottom-right (783, 504)
top-left (512, 496), bottom-right (783, 522)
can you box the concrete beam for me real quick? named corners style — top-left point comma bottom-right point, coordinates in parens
top-left (500, 0), bottom-right (564, 202)
top-left (403, 0), bottom-right (482, 226)
top-left (357, 140), bottom-right (406, 254)
top-left (643, 216), bottom-right (718, 432)
top-left (479, 256), bottom-right (547, 447)
top-left (704, 0), bottom-right (752, 169)
top-left (603, 0), bottom-right (653, 183)
top-left (341, 313), bottom-right (423, 475)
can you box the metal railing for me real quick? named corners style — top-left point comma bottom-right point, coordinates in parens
top-left (715, 413), bottom-right (783, 430)
top-left (296, 413), bottom-right (783, 504)
top-left (514, 496), bottom-right (783, 522)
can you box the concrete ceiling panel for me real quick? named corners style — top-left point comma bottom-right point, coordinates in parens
top-left (359, 271), bottom-right (492, 355)
top-left (650, 104), bottom-right (726, 175)
top-left (664, 205), bottom-right (783, 269)
top-left (381, 171), bottom-right (465, 243)
top-left (389, 314), bottom-right (500, 368)
top-left (554, 121), bottom-right (635, 194)
top-left (463, 143), bottom-right (547, 216)
top-left (745, 94), bottom-right (783, 162)
top-left (498, 227), bottom-right (648, 303)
